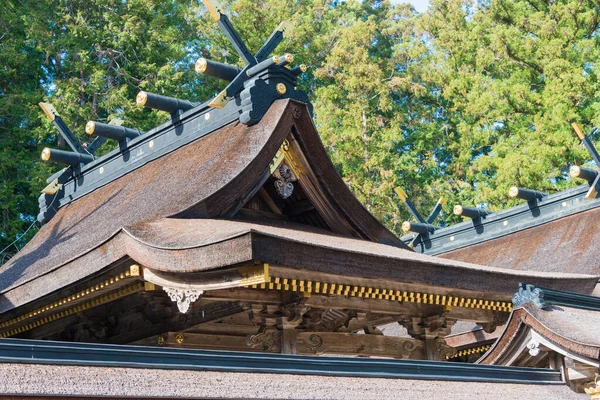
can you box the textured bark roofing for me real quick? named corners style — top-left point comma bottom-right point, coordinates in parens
top-left (440, 206), bottom-right (600, 275)
top-left (2, 217), bottom-right (598, 315)
top-left (0, 99), bottom-right (404, 311)
top-left (0, 363), bottom-right (582, 400)
top-left (479, 303), bottom-right (600, 364)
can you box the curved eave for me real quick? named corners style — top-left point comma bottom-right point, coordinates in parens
top-left (0, 99), bottom-right (403, 303)
top-left (478, 303), bottom-right (600, 365)
top-left (1, 218), bottom-right (597, 315)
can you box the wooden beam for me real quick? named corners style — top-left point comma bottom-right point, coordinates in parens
top-left (284, 199), bottom-right (315, 216)
top-left (140, 331), bottom-right (280, 352)
top-left (296, 332), bottom-right (425, 359)
top-left (304, 295), bottom-right (499, 323)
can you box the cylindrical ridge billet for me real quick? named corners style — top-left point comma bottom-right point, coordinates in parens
top-left (570, 166), bottom-right (598, 183)
top-left (508, 187), bottom-right (546, 201)
top-left (86, 121), bottom-right (142, 141)
top-left (453, 205), bottom-right (491, 219)
top-left (277, 53), bottom-right (294, 66)
top-left (291, 64), bottom-right (308, 76)
top-left (41, 148), bottom-right (94, 166)
top-left (136, 91), bottom-right (196, 113)
top-left (195, 58), bottom-right (242, 81)
top-left (246, 56), bottom-right (280, 77)
top-left (402, 221), bottom-right (436, 234)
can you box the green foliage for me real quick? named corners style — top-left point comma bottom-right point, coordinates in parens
top-left (2, 0), bottom-right (600, 259)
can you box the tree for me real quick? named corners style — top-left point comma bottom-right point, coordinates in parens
top-left (420, 0), bottom-right (600, 213)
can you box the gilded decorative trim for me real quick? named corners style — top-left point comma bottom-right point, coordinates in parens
top-left (245, 276), bottom-right (513, 313)
top-left (0, 265), bottom-right (140, 332)
top-left (447, 344), bottom-right (492, 359)
top-left (0, 282), bottom-right (144, 338)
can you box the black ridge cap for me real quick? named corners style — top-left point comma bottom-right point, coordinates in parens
top-left (404, 184), bottom-right (599, 255)
top-left (0, 338), bottom-right (563, 384)
top-left (54, 98), bottom-right (241, 210)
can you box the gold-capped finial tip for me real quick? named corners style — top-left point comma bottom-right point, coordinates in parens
top-left (284, 53), bottom-right (294, 63)
top-left (394, 187), bottom-right (407, 202)
top-left (195, 57), bottom-right (208, 74)
top-left (85, 121), bottom-right (96, 135)
top-left (438, 197), bottom-right (448, 206)
top-left (401, 221), bottom-right (411, 232)
top-left (39, 102), bottom-right (58, 122)
top-left (570, 165), bottom-right (581, 178)
top-left (508, 186), bottom-right (519, 198)
top-left (453, 205), bottom-right (463, 216)
top-left (136, 91), bottom-right (148, 106)
top-left (202, 0), bottom-right (223, 21)
top-left (300, 64), bottom-right (308, 73)
top-left (41, 148), bottom-right (51, 161)
top-left (571, 122), bottom-right (586, 140)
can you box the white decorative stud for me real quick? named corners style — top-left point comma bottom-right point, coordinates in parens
top-left (163, 287), bottom-right (203, 314)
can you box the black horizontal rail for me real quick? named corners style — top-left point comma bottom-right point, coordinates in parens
top-left (0, 338), bottom-right (562, 384)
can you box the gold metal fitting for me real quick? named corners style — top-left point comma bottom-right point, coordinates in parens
top-left (508, 186), bottom-right (519, 198)
top-left (394, 187), bottom-right (407, 202)
top-left (136, 91), bottom-right (148, 106)
top-left (195, 57), bottom-right (208, 74)
top-left (453, 205), bottom-right (463, 216)
top-left (299, 64), bottom-right (308, 73)
top-left (401, 221), bottom-right (411, 232)
top-left (272, 55), bottom-right (281, 64)
top-left (176, 333), bottom-right (184, 344)
top-left (437, 197), bottom-right (448, 206)
top-left (157, 336), bottom-right (165, 345)
top-left (572, 122), bottom-right (586, 140)
top-left (41, 148), bottom-right (51, 161)
top-left (39, 102), bottom-right (58, 122)
top-left (284, 53), bottom-right (294, 63)
top-left (570, 165), bottom-right (581, 178)
top-left (276, 83), bottom-right (287, 95)
top-left (85, 121), bottom-right (96, 135)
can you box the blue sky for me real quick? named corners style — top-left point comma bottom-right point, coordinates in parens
top-left (392, 0), bottom-right (430, 13)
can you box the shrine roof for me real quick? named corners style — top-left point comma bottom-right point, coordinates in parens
top-left (0, 100), bottom-right (404, 310)
top-left (1, 215), bottom-right (597, 315)
top-left (0, 338), bottom-right (582, 400)
top-left (479, 302), bottom-right (600, 365)
top-left (439, 204), bottom-right (600, 276)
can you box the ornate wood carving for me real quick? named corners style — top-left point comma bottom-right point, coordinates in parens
top-left (273, 163), bottom-right (297, 199)
top-left (296, 332), bottom-right (425, 359)
top-left (246, 327), bottom-right (281, 351)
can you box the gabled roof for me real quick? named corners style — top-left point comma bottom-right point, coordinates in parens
top-left (440, 204), bottom-right (600, 275)
top-left (404, 184), bottom-right (600, 276)
top-left (0, 338), bottom-right (581, 400)
top-left (478, 302), bottom-right (600, 365)
top-left (0, 100), bottom-right (404, 310)
top-left (3, 101), bottom-right (599, 316)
